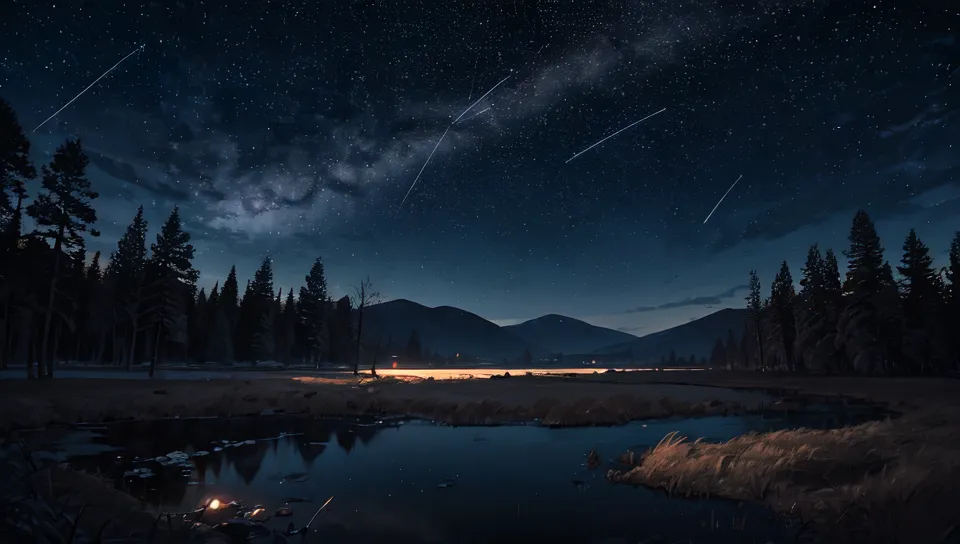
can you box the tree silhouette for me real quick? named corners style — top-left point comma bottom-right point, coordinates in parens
top-left (898, 229), bottom-right (947, 374)
top-left (298, 257), bottom-right (329, 367)
top-left (143, 206), bottom-right (198, 377)
top-left (106, 206), bottom-right (149, 370)
top-left (746, 270), bottom-right (766, 371)
top-left (769, 261), bottom-right (797, 371)
top-left (26, 139), bottom-right (99, 378)
top-left (351, 277), bottom-right (381, 375)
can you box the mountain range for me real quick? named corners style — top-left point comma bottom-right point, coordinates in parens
top-left (361, 299), bottom-right (747, 365)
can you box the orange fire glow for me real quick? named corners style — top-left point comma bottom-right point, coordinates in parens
top-left (392, 361), bottom-right (398, 369)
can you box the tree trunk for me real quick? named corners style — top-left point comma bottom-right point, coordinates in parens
top-left (753, 316), bottom-right (765, 371)
top-left (371, 337), bottom-right (382, 377)
top-left (22, 309), bottom-right (34, 379)
top-left (127, 314), bottom-right (139, 371)
top-left (39, 225), bottom-right (66, 379)
top-left (52, 321), bottom-right (62, 376)
top-left (0, 302), bottom-right (8, 370)
top-left (149, 320), bottom-right (162, 378)
top-left (353, 305), bottom-right (364, 376)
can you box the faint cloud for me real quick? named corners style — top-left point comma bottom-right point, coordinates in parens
top-left (625, 284), bottom-right (748, 313)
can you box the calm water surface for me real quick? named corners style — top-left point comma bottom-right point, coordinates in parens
top-left (26, 409), bottom-right (881, 544)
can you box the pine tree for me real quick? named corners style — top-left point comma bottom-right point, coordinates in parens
top-left (0, 97), bottom-right (36, 226)
top-left (143, 206), bottom-right (198, 377)
top-left (277, 289), bottom-right (297, 363)
top-left (26, 139), bottom-right (100, 378)
top-left (248, 257), bottom-right (276, 361)
top-left (235, 279), bottom-right (255, 361)
top-left (794, 244), bottom-right (837, 372)
top-left (746, 270), bottom-right (766, 371)
top-left (219, 265), bottom-right (240, 330)
top-left (106, 206), bottom-right (149, 369)
top-left (298, 257), bottom-right (330, 367)
top-left (898, 229), bottom-right (947, 374)
top-left (189, 288), bottom-right (208, 362)
top-left (947, 232), bottom-right (960, 370)
top-left (769, 261), bottom-right (798, 371)
top-left (836, 210), bottom-right (893, 373)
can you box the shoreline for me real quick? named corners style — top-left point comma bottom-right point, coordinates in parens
top-left (1, 370), bottom-right (953, 433)
top-left (4, 371), bottom-right (959, 543)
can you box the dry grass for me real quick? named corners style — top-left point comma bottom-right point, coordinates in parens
top-left (607, 411), bottom-right (960, 543)
top-left (0, 374), bottom-right (762, 432)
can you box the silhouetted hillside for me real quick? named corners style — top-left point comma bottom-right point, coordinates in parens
top-left (595, 308), bottom-right (748, 365)
top-left (362, 299), bottom-right (542, 360)
top-left (505, 314), bottom-right (637, 355)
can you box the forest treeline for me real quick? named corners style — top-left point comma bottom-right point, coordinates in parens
top-left (708, 211), bottom-right (960, 375)
top-left (0, 98), bottom-right (390, 378)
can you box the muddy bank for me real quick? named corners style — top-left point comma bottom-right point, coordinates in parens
top-left (607, 408), bottom-right (960, 543)
top-left (0, 374), bottom-right (783, 432)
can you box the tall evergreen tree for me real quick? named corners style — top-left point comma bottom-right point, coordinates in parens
top-left (897, 229), bottom-right (947, 374)
top-left (0, 97), bottom-right (36, 225)
top-left (235, 279), bottom-right (255, 361)
top-left (144, 206), bottom-right (198, 376)
top-left (276, 288), bottom-right (297, 363)
top-left (795, 244), bottom-right (835, 372)
top-left (189, 288), bottom-right (208, 362)
top-left (769, 261), bottom-right (798, 371)
top-left (26, 139), bottom-right (100, 378)
top-left (105, 206), bottom-right (149, 369)
top-left (248, 257), bottom-right (275, 361)
top-left (219, 265), bottom-right (240, 330)
top-left (836, 210), bottom-right (894, 373)
top-left (298, 257), bottom-right (329, 367)
top-left (746, 270), bottom-right (766, 371)
top-left (947, 231), bottom-right (960, 370)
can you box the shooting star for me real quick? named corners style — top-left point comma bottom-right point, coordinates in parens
top-left (453, 75), bottom-right (510, 124)
top-left (702, 174), bottom-right (743, 224)
top-left (565, 107), bottom-right (667, 164)
top-left (399, 127), bottom-right (450, 209)
top-left (462, 107), bottom-right (491, 122)
top-left (399, 73), bottom-right (512, 209)
top-left (33, 44), bottom-right (145, 133)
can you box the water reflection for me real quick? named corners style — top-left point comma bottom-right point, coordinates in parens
top-left (24, 412), bottom-right (876, 543)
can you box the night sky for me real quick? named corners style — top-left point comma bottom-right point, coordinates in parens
top-left (1, 1), bottom-right (956, 335)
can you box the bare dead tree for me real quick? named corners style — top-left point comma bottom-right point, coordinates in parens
top-left (351, 277), bottom-right (382, 376)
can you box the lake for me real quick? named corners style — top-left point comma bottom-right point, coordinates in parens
top-left (24, 407), bottom-right (884, 543)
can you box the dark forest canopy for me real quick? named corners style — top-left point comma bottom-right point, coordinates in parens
top-left (710, 214), bottom-right (960, 376)
top-left (1, 96), bottom-right (958, 378)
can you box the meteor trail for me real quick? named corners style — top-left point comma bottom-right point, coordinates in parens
top-left (33, 44), bottom-right (145, 133)
top-left (400, 73), bottom-right (512, 209)
top-left (564, 107), bottom-right (666, 164)
top-left (399, 127), bottom-right (450, 209)
top-left (463, 107), bottom-right (491, 122)
top-left (453, 75), bottom-right (510, 124)
top-left (702, 174), bottom-right (743, 224)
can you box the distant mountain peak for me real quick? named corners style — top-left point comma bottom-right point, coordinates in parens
top-left (505, 313), bottom-right (637, 355)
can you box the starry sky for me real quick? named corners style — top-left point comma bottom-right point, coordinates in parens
top-left (1, 0), bottom-right (956, 336)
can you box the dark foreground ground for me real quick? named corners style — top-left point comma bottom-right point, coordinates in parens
top-left (2, 370), bottom-right (960, 543)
